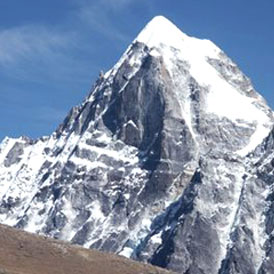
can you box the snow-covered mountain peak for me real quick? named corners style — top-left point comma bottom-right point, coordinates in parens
top-left (1, 17), bottom-right (274, 274)
top-left (136, 16), bottom-right (220, 58)
top-left (136, 16), bottom-right (188, 47)
top-left (133, 17), bottom-right (273, 156)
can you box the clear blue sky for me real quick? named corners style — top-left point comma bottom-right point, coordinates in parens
top-left (0, 0), bottom-right (273, 141)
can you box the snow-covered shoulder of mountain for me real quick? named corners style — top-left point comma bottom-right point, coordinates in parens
top-left (135, 15), bottom-right (273, 156)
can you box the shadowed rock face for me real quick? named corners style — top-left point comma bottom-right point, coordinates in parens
top-left (0, 16), bottom-right (274, 274)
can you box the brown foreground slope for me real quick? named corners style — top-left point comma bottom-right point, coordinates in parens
top-left (0, 224), bottom-right (172, 274)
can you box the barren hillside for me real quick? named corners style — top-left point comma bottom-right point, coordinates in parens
top-left (0, 224), bottom-right (172, 274)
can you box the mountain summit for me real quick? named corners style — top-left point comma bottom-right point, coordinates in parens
top-left (0, 16), bottom-right (274, 274)
top-left (136, 15), bottom-right (189, 46)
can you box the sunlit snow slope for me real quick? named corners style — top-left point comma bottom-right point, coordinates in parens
top-left (0, 16), bottom-right (274, 274)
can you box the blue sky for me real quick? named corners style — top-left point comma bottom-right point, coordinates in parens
top-left (0, 0), bottom-right (273, 141)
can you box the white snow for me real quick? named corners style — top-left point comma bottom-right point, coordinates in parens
top-left (150, 232), bottom-right (162, 245)
top-left (118, 247), bottom-right (134, 258)
top-left (237, 124), bottom-right (271, 156)
top-left (136, 16), bottom-right (189, 49)
top-left (123, 120), bottom-right (138, 130)
top-left (124, 193), bottom-right (130, 200)
top-left (78, 139), bottom-right (139, 165)
top-left (90, 201), bottom-right (105, 220)
top-left (61, 197), bottom-right (77, 240)
top-left (71, 156), bottom-right (107, 169)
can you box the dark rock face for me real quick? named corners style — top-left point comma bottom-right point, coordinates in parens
top-left (0, 16), bottom-right (274, 274)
